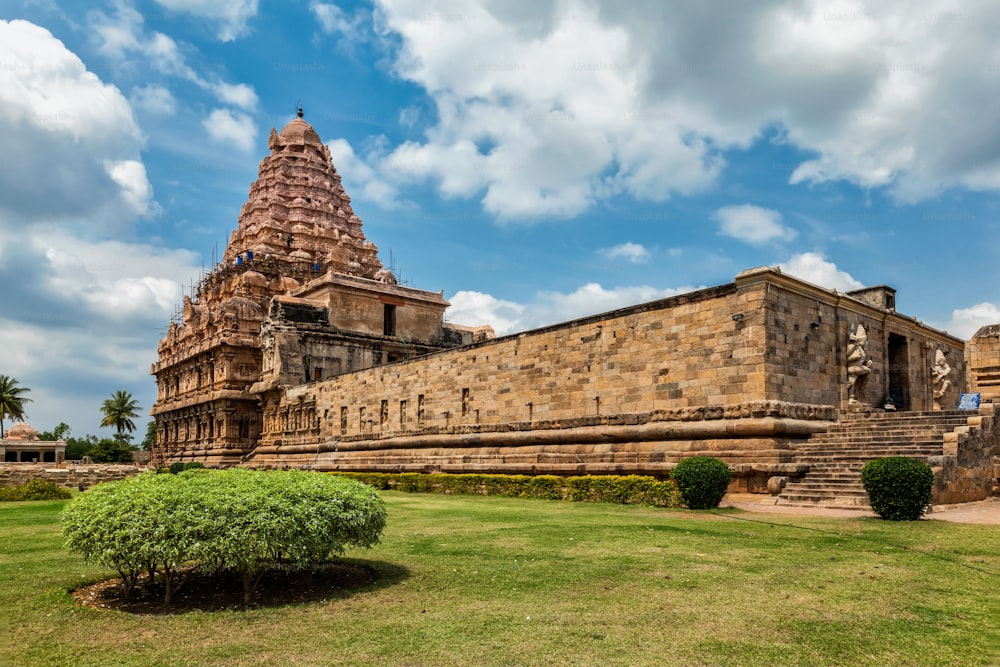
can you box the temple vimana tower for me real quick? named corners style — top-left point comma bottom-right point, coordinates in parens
top-left (153, 110), bottom-right (999, 506)
top-left (150, 110), bottom-right (490, 467)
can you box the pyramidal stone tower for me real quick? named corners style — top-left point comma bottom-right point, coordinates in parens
top-left (223, 109), bottom-right (388, 281)
top-left (151, 111), bottom-right (487, 467)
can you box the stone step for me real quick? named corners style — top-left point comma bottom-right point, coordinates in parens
top-left (779, 488), bottom-right (869, 499)
top-left (814, 434), bottom-right (961, 440)
top-left (776, 493), bottom-right (870, 507)
top-left (805, 455), bottom-right (940, 465)
top-left (792, 478), bottom-right (865, 486)
top-left (774, 500), bottom-right (872, 510)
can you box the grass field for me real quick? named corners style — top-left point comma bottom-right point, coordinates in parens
top-left (1, 492), bottom-right (998, 666)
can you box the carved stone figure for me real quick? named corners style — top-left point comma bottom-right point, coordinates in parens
top-left (931, 349), bottom-right (951, 410)
top-left (846, 324), bottom-right (873, 404)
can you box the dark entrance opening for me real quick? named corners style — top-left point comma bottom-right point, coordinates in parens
top-left (383, 304), bottom-right (397, 337)
top-left (888, 333), bottom-right (909, 410)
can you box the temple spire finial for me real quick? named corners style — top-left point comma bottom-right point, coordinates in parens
top-left (297, 99), bottom-right (303, 118)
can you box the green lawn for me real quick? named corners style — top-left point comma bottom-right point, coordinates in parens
top-left (1, 493), bottom-right (998, 666)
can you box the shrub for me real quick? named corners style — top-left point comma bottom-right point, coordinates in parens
top-left (670, 457), bottom-right (732, 509)
top-left (168, 462), bottom-right (186, 475)
top-left (0, 479), bottom-right (72, 502)
top-left (861, 457), bottom-right (934, 521)
top-left (61, 469), bottom-right (386, 604)
top-left (330, 472), bottom-right (680, 507)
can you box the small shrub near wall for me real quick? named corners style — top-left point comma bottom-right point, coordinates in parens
top-left (0, 479), bottom-right (72, 501)
top-left (670, 457), bottom-right (733, 509)
top-left (331, 472), bottom-right (682, 508)
top-left (861, 457), bottom-right (934, 521)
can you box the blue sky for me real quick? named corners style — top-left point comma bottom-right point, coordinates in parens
top-left (2, 0), bottom-right (999, 437)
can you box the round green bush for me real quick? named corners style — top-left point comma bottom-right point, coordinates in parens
top-left (61, 469), bottom-right (387, 603)
top-left (670, 457), bottom-right (732, 509)
top-left (861, 457), bottom-right (934, 521)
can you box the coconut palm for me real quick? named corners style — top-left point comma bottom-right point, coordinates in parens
top-left (100, 390), bottom-right (141, 442)
top-left (0, 375), bottom-right (32, 439)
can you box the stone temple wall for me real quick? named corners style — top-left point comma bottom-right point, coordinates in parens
top-left (747, 269), bottom-right (966, 411)
top-left (247, 267), bottom-right (968, 489)
top-left (257, 282), bottom-right (769, 441)
top-left (0, 464), bottom-right (145, 489)
top-left (249, 280), bottom-right (837, 483)
top-left (966, 324), bottom-right (1000, 403)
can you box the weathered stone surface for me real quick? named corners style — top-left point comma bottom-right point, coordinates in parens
top-left (0, 463), bottom-right (143, 489)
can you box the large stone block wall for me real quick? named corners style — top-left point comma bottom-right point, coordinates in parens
top-left (933, 404), bottom-right (1000, 503)
top-left (0, 463), bottom-right (145, 489)
top-left (259, 283), bottom-right (772, 446)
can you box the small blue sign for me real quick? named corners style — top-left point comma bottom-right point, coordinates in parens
top-left (958, 393), bottom-right (981, 410)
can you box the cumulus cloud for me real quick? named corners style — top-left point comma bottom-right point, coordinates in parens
top-left (0, 19), bottom-right (152, 229)
top-left (327, 138), bottom-right (405, 206)
top-left (0, 222), bottom-right (202, 435)
top-left (445, 291), bottom-right (525, 335)
top-left (447, 282), bottom-right (697, 336)
top-left (203, 108), bottom-right (256, 151)
top-left (214, 81), bottom-right (258, 110)
top-left (0, 19), bottom-right (204, 435)
top-left (89, 4), bottom-right (259, 112)
top-left (777, 252), bottom-right (864, 291)
top-left (598, 242), bottom-right (650, 263)
top-left (714, 204), bottom-right (797, 245)
top-left (130, 83), bottom-right (177, 116)
top-left (153, 0), bottom-right (259, 41)
top-left (327, 1), bottom-right (1000, 219)
top-left (311, 2), bottom-right (358, 34)
top-left (947, 303), bottom-right (1000, 340)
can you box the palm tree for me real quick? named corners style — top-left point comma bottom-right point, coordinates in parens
top-left (100, 390), bottom-right (141, 442)
top-left (0, 375), bottom-right (32, 438)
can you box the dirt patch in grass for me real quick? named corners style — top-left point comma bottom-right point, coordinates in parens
top-left (71, 563), bottom-right (376, 614)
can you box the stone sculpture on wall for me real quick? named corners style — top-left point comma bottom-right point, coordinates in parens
top-left (846, 324), bottom-right (873, 404)
top-left (931, 348), bottom-right (951, 410)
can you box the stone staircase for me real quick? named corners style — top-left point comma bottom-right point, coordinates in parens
top-left (775, 410), bottom-right (973, 509)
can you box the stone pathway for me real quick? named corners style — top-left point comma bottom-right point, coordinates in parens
top-left (723, 494), bottom-right (1000, 525)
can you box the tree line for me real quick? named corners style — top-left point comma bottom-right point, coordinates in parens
top-left (1, 374), bottom-right (154, 463)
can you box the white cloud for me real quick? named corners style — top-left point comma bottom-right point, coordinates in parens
top-left (0, 222), bottom-right (202, 435)
top-left (447, 282), bottom-right (697, 336)
top-left (89, 5), bottom-right (259, 110)
top-left (213, 81), bottom-right (258, 111)
top-left (714, 204), bottom-right (797, 245)
top-left (777, 252), bottom-right (864, 291)
top-left (203, 108), bottom-right (256, 151)
top-left (0, 19), bottom-right (152, 228)
top-left (947, 303), bottom-right (1000, 340)
top-left (599, 242), bottom-right (649, 263)
top-left (153, 0), bottom-right (259, 41)
top-left (130, 83), bottom-right (177, 116)
top-left (311, 2), bottom-right (356, 34)
top-left (399, 105), bottom-right (420, 128)
top-left (445, 291), bottom-right (524, 335)
top-left (330, 1), bottom-right (1000, 218)
top-left (105, 159), bottom-right (157, 217)
top-left (327, 138), bottom-right (405, 206)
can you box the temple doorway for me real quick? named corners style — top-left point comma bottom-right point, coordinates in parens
top-left (888, 333), bottom-right (910, 410)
